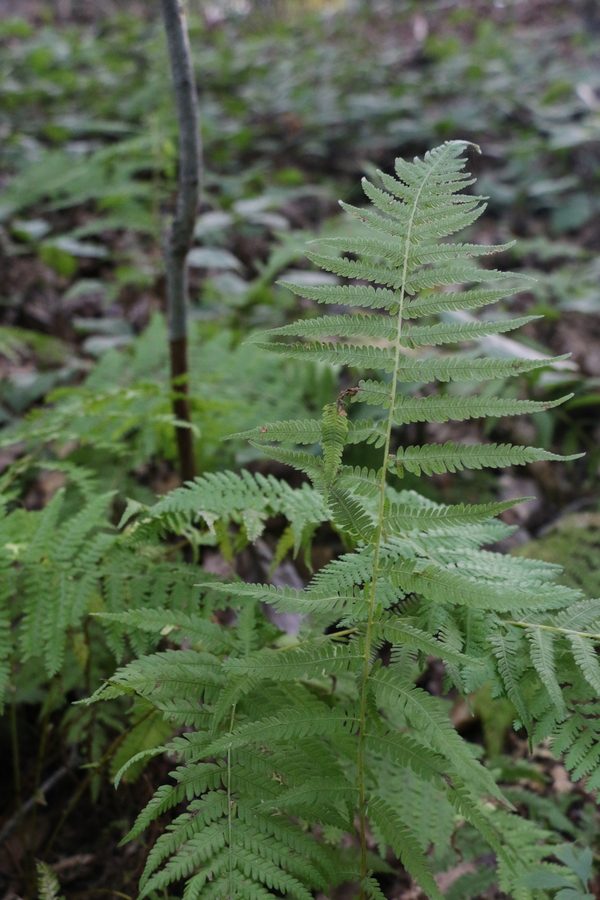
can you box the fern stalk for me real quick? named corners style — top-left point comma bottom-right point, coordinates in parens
top-left (507, 620), bottom-right (600, 641)
top-left (356, 143), bottom-right (467, 894)
top-left (227, 703), bottom-right (237, 899)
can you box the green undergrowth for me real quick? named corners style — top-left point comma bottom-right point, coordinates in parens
top-left (72, 142), bottom-right (599, 899)
top-left (0, 4), bottom-right (598, 897)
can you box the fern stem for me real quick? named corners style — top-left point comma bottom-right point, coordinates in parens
top-left (227, 703), bottom-right (237, 900)
top-left (507, 620), bottom-right (600, 641)
top-left (354, 159), bottom-right (442, 897)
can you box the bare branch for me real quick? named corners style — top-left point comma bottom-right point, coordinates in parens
top-left (160, 0), bottom-right (202, 482)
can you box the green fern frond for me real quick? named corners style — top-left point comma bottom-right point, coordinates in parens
top-left (372, 667), bottom-right (505, 802)
top-left (489, 630), bottom-right (532, 731)
top-left (403, 285), bottom-right (527, 319)
top-left (361, 875), bottom-right (387, 900)
top-left (525, 626), bottom-right (566, 715)
top-left (200, 579), bottom-right (362, 618)
top-left (387, 557), bottom-right (574, 612)
top-left (257, 341), bottom-right (568, 381)
top-left (550, 704), bottom-right (600, 791)
top-left (375, 618), bottom-right (476, 667)
top-left (321, 402), bottom-right (348, 488)
top-left (262, 313), bottom-right (539, 347)
top-left (368, 795), bottom-right (443, 899)
top-left (97, 608), bottom-right (234, 653)
top-left (329, 487), bottom-right (377, 542)
top-left (224, 640), bottom-right (363, 681)
top-left (393, 442), bottom-right (582, 476)
top-left (386, 496), bottom-right (529, 531)
top-left (99, 141), bottom-right (592, 900)
top-left (125, 763), bottom-right (224, 842)
top-left (202, 709), bottom-right (359, 758)
top-left (567, 634), bottom-right (600, 693)
top-left (35, 861), bottom-right (64, 900)
top-left (354, 388), bottom-right (573, 424)
top-left (277, 280), bottom-right (399, 311)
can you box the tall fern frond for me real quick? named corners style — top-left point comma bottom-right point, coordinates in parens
top-left (100, 142), bottom-right (590, 900)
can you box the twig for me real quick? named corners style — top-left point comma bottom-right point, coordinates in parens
top-left (160, 0), bottom-right (202, 483)
top-left (0, 762), bottom-right (73, 847)
top-left (43, 710), bottom-right (154, 854)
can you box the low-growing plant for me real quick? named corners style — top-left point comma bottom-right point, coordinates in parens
top-left (0, 314), bottom-right (336, 486)
top-left (87, 142), bottom-right (599, 899)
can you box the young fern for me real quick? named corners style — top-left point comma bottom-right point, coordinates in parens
top-left (254, 139), bottom-right (581, 886)
top-left (93, 142), bottom-right (597, 899)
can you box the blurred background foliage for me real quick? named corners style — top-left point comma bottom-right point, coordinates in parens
top-left (0, 1), bottom-right (599, 895)
top-left (0, 0), bottom-right (598, 496)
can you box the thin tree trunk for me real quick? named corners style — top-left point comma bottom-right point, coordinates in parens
top-left (160, 0), bottom-right (201, 483)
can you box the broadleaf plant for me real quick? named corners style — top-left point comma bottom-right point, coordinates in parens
top-left (92, 142), bottom-right (599, 899)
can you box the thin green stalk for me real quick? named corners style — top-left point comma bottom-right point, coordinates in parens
top-left (354, 163), bottom-right (439, 897)
top-left (227, 703), bottom-right (237, 900)
top-left (507, 620), bottom-right (600, 641)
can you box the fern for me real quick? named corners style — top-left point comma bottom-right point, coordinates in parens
top-left (93, 142), bottom-right (596, 899)
top-left (35, 861), bottom-right (64, 900)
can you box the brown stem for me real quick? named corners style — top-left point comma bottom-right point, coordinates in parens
top-left (170, 336), bottom-right (195, 483)
top-left (0, 761), bottom-right (73, 846)
top-left (160, 0), bottom-right (202, 483)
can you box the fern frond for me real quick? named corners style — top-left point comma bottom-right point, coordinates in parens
top-left (224, 641), bottom-right (363, 681)
top-left (257, 341), bottom-right (568, 381)
top-left (230, 418), bottom-right (323, 444)
top-left (403, 285), bottom-right (527, 319)
top-left (277, 280), bottom-right (399, 311)
top-left (103, 141), bottom-right (592, 900)
top-left (364, 731), bottom-right (447, 780)
top-left (140, 793), bottom-right (230, 886)
top-left (98, 608), bottom-right (233, 653)
top-left (322, 403), bottom-right (348, 488)
top-left (387, 557), bottom-right (575, 612)
top-left (200, 579), bottom-right (362, 618)
top-left (393, 442), bottom-right (582, 476)
top-left (551, 704), bottom-right (600, 791)
top-left (399, 315), bottom-right (540, 347)
top-left (375, 618), bottom-right (476, 667)
top-left (568, 634), bottom-right (600, 693)
top-left (368, 795), bottom-right (443, 899)
top-left (489, 630), bottom-right (532, 730)
top-left (354, 384), bottom-right (573, 423)
top-left (263, 313), bottom-right (539, 348)
top-left (36, 861), bottom-right (64, 900)
top-left (386, 496), bottom-right (529, 531)
top-left (329, 487), bottom-right (377, 542)
top-left (361, 875), bottom-right (387, 900)
top-left (525, 626), bottom-right (566, 715)
top-left (125, 763), bottom-right (224, 842)
top-left (249, 442), bottom-right (323, 481)
top-left (371, 668), bottom-right (504, 802)
top-left (89, 649), bottom-right (225, 710)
